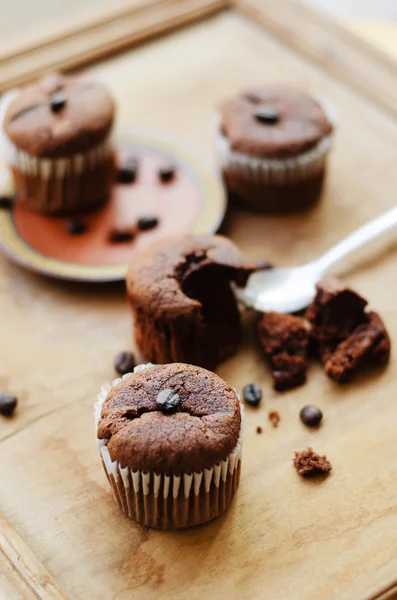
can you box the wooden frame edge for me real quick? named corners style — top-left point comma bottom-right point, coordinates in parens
top-left (0, 0), bottom-right (230, 92)
top-left (236, 0), bottom-right (397, 119)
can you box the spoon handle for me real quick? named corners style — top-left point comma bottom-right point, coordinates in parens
top-left (311, 206), bottom-right (397, 277)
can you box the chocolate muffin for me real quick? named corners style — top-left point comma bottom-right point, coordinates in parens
top-left (258, 312), bottom-right (309, 391)
top-left (126, 235), bottom-right (255, 370)
top-left (95, 363), bottom-right (244, 529)
top-left (217, 85), bottom-right (333, 213)
top-left (3, 73), bottom-right (115, 215)
top-left (306, 277), bottom-right (391, 382)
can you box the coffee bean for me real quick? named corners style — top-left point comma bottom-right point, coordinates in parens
top-left (50, 93), bottom-right (67, 113)
top-left (0, 392), bottom-right (17, 417)
top-left (0, 196), bottom-right (14, 209)
top-left (255, 260), bottom-right (273, 270)
top-left (242, 383), bottom-right (262, 407)
top-left (67, 219), bottom-right (87, 235)
top-left (108, 229), bottom-right (134, 243)
top-left (114, 351), bottom-right (135, 376)
top-left (256, 426), bottom-right (263, 434)
top-left (254, 105), bottom-right (279, 125)
top-left (156, 389), bottom-right (180, 412)
top-left (300, 404), bottom-right (323, 427)
top-left (158, 164), bottom-right (176, 183)
top-left (117, 164), bottom-right (137, 184)
top-left (137, 216), bottom-right (159, 231)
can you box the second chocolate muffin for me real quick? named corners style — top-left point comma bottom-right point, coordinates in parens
top-left (217, 85), bottom-right (333, 213)
top-left (126, 235), bottom-right (255, 369)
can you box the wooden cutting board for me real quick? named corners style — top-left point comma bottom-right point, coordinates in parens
top-left (1, 2), bottom-right (397, 599)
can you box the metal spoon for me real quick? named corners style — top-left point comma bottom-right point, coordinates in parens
top-left (237, 206), bottom-right (397, 314)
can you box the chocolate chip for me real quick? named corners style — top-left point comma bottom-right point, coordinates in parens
top-left (256, 425), bottom-right (263, 434)
top-left (0, 392), bottom-right (17, 417)
top-left (156, 389), bottom-right (180, 412)
top-left (242, 383), bottom-right (262, 407)
top-left (255, 260), bottom-right (273, 270)
top-left (108, 229), bottom-right (135, 243)
top-left (67, 219), bottom-right (87, 235)
top-left (254, 105), bottom-right (279, 125)
top-left (137, 216), bottom-right (159, 231)
top-left (158, 165), bottom-right (176, 183)
top-left (300, 404), bottom-right (323, 427)
top-left (0, 196), bottom-right (14, 209)
top-left (117, 164), bottom-right (137, 184)
top-left (50, 93), bottom-right (67, 113)
top-left (114, 351), bottom-right (135, 376)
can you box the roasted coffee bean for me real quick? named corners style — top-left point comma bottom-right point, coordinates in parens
top-left (242, 383), bottom-right (262, 407)
top-left (108, 229), bottom-right (134, 243)
top-left (50, 93), bottom-right (67, 113)
top-left (114, 351), bottom-right (136, 376)
top-left (67, 219), bottom-right (87, 235)
top-left (137, 216), bottom-right (159, 231)
top-left (256, 426), bottom-right (263, 434)
top-left (300, 404), bottom-right (323, 427)
top-left (0, 392), bottom-right (17, 417)
top-left (254, 105), bottom-right (279, 125)
top-left (158, 164), bottom-right (176, 183)
top-left (156, 389), bottom-right (180, 412)
top-left (117, 166), bottom-right (137, 184)
top-left (0, 196), bottom-right (14, 209)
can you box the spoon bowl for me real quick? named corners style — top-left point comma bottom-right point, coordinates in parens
top-left (237, 206), bottom-right (397, 313)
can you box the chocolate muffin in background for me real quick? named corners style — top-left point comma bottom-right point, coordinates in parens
top-left (95, 363), bottom-right (244, 529)
top-left (306, 276), bottom-right (390, 382)
top-left (126, 234), bottom-right (255, 370)
top-left (217, 85), bottom-right (333, 213)
top-left (3, 72), bottom-right (115, 215)
top-left (258, 312), bottom-right (309, 391)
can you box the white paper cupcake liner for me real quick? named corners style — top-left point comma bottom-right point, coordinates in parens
top-left (95, 363), bottom-right (244, 529)
top-left (216, 130), bottom-right (332, 186)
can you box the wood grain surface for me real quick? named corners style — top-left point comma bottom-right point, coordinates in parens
top-left (1, 3), bottom-right (397, 600)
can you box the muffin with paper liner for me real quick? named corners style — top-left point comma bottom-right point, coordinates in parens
top-left (3, 72), bottom-right (115, 215)
top-left (95, 362), bottom-right (244, 530)
top-left (217, 84), bottom-right (334, 213)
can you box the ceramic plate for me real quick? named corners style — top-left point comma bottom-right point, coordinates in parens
top-left (0, 130), bottom-right (225, 281)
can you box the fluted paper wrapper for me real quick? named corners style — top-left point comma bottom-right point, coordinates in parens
top-left (7, 137), bottom-right (114, 215)
top-left (95, 364), bottom-right (244, 530)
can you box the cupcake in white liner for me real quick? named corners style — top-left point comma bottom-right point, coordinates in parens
top-left (2, 73), bottom-right (115, 216)
top-left (217, 85), bottom-right (334, 213)
top-left (95, 363), bottom-right (244, 530)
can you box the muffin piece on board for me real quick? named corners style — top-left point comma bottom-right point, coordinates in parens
top-left (127, 235), bottom-right (255, 370)
top-left (217, 85), bottom-right (333, 213)
top-left (95, 363), bottom-right (244, 529)
top-left (3, 72), bottom-right (115, 215)
top-left (306, 276), bottom-right (390, 382)
top-left (258, 312), bottom-right (309, 391)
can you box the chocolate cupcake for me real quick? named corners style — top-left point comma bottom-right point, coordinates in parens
top-left (95, 363), bottom-right (244, 529)
top-left (217, 85), bottom-right (333, 213)
top-left (3, 73), bottom-right (115, 215)
top-left (126, 235), bottom-right (255, 370)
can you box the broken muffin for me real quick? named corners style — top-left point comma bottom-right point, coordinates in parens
top-left (306, 276), bottom-right (390, 382)
top-left (126, 235), bottom-right (255, 370)
top-left (258, 312), bottom-right (309, 391)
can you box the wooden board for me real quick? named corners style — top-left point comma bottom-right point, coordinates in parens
top-left (1, 2), bottom-right (397, 599)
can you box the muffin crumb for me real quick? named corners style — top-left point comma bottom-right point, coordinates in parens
top-left (268, 410), bottom-right (280, 428)
top-left (293, 447), bottom-right (332, 477)
top-left (256, 425), bottom-right (263, 434)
